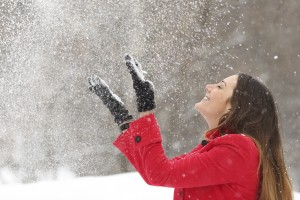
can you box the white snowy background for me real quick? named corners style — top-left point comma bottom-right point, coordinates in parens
top-left (0, 0), bottom-right (299, 197)
top-left (0, 172), bottom-right (299, 200)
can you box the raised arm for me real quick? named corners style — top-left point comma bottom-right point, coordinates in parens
top-left (114, 114), bottom-right (259, 188)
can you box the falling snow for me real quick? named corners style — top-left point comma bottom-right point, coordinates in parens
top-left (0, 0), bottom-right (299, 194)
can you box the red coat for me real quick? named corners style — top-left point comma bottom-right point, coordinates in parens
top-left (113, 114), bottom-right (260, 200)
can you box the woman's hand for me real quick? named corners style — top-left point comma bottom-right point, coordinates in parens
top-left (124, 54), bottom-right (156, 113)
top-left (87, 54), bottom-right (155, 131)
top-left (88, 75), bottom-right (133, 131)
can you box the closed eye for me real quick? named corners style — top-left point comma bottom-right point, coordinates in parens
top-left (217, 80), bottom-right (226, 89)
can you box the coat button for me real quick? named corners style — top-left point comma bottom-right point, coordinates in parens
top-left (135, 136), bottom-right (141, 143)
top-left (201, 139), bottom-right (209, 146)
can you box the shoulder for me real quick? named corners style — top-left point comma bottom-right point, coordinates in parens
top-left (214, 133), bottom-right (256, 146)
top-left (212, 134), bottom-right (260, 169)
top-left (212, 134), bottom-right (259, 157)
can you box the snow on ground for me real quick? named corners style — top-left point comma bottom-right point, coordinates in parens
top-left (0, 172), bottom-right (299, 200)
top-left (0, 172), bottom-right (173, 200)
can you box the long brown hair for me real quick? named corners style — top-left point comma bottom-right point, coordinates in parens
top-left (216, 73), bottom-right (293, 200)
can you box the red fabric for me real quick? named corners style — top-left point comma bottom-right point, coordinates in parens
top-left (113, 114), bottom-right (260, 200)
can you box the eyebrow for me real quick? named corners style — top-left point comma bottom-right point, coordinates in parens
top-left (221, 80), bottom-right (227, 87)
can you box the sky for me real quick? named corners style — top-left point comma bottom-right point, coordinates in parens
top-left (0, 172), bottom-right (299, 200)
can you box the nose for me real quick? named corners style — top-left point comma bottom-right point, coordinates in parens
top-left (205, 84), bottom-right (213, 93)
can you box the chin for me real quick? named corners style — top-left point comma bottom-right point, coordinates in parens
top-left (194, 102), bottom-right (203, 113)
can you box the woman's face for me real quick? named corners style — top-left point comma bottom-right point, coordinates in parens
top-left (194, 75), bottom-right (238, 129)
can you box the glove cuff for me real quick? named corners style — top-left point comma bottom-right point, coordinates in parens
top-left (119, 123), bottom-right (130, 131)
top-left (137, 100), bottom-right (156, 112)
top-left (114, 114), bottom-right (133, 126)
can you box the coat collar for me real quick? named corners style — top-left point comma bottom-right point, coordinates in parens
top-left (206, 129), bottom-right (221, 140)
top-left (205, 127), bottom-right (236, 141)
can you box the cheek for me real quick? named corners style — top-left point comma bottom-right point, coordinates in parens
top-left (210, 92), bottom-right (230, 107)
top-left (213, 93), bottom-right (224, 101)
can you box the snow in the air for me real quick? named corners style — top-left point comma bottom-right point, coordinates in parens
top-left (1, 0), bottom-right (299, 198)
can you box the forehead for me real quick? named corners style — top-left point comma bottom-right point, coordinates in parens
top-left (223, 75), bottom-right (238, 88)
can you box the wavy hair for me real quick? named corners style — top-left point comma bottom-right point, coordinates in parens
top-left (215, 73), bottom-right (293, 200)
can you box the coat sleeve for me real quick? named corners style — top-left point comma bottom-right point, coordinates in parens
top-left (113, 114), bottom-right (259, 188)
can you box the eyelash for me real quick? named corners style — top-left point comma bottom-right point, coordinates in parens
top-left (217, 85), bottom-right (222, 89)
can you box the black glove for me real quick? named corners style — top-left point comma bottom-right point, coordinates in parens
top-left (88, 75), bottom-right (133, 131)
top-left (124, 54), bottom-right (155, 112)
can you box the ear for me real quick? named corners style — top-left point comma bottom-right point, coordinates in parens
top-left (225, 102), bottom-right (232, 112)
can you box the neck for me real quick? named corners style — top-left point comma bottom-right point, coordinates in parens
top-left (205, 118), bottom-right (219, 130)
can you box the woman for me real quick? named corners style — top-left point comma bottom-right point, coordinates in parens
top-left (88, 54), bottom-right (293, 200)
